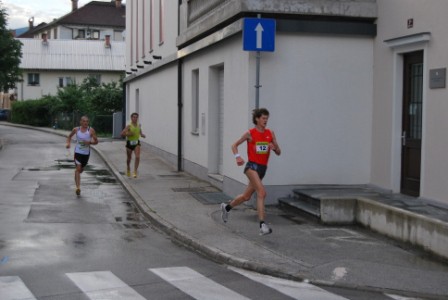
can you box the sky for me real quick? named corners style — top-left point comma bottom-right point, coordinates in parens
top-left (1, 0), bottom-right (126, 30)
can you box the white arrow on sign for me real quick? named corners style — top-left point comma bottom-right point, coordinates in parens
top-left (255, 23), bottom-right (264, 49)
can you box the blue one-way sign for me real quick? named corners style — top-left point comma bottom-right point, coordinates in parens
top-left (243, 18), bottom-right (276, 52)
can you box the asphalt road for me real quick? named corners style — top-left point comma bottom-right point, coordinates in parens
top-left (0, 125), bottom-right (417, 300)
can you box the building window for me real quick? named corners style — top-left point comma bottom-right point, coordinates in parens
top-left (191, 69), bottom-right (199, 134)
top-left (58, 77), bottom-right (73, 87)
top-left (28, 73), bottom-right (40, 86)
top-left (86, 30), bottom-right (100, 40)
top-left (78, 29), bottom-right (85, 39)
top-left (135, 88), bottom-right (140, 114)
top-left (92, 30), bottom-right (100, 39)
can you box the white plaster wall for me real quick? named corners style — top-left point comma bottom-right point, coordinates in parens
top-left (18, 71), bottom-right (122, 100)
top-left (126, 66), bottom-right (179, 155)
top-left (182, 37), bottom-right (252, 184)
top-left (258, 33), bottom-right (374, 185)
top-left (373, 0), bottom-right (448, 204)
top-left (181, 32), bottom-right (373, 186)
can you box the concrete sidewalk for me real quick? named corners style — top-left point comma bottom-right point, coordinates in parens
top-left (2, 123), bottom-right (448, 299)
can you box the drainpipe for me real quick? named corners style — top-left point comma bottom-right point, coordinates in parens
top-left (177, 0), bottom-right (183, 172)
top-left (177, 58), bottom-right (183, 172)
top-left (122, 81), bottom-right (126, 131)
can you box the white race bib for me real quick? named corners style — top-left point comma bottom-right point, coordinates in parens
top-left (255, 142), bottom-right (269, 154)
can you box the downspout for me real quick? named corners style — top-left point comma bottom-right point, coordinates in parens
top-left (177, 59), bottom-right (183, 171)
top-left (177, 0), bottom-right (183, 171)
top-left (122, 81), bottom-right (126, 131)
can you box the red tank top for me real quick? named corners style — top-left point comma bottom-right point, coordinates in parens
top-left (247, 128), bottom-right (273, 166)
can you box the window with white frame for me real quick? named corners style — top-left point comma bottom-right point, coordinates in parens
top-left (58, 77), bottom-right (73, 87)
top-left (192, 69), bottom-right (199, 134)
top-left (78, 29), bottom-right (85, 39)
top-left (92, 30), bottom-right (100, 39)
top-left (28, 73), bottom-right (40, 86)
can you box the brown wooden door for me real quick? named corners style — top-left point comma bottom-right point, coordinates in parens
top-left (401, 51), bottom-right (423, 196)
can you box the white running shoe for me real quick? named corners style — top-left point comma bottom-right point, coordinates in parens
top-left (259, 223), bottom-right (272, 235)
top-left (221, 203), bottom-right (229, 223)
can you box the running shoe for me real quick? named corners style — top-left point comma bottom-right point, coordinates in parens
top-left (133, 171), bottom-right (137, 178)
top-left (259, 223), bottom-right (272, 235)
top-left (126, 169), bottom-right (131, 177)
top-left (221, 203), bottom-right (229, 223)
top-left (75, 188), bottom-right (81, 196)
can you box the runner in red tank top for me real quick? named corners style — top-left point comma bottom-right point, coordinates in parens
top-left (220, 108), bottom-right (281, 235)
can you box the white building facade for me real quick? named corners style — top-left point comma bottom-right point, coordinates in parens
top-left (16, 38), bottom-right (125, 100)
top-left (124, 0), bottom-right (448, 207)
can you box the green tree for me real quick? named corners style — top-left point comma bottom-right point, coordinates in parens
top-left (77, 76), bottom-right (122, 114)
top-left (0, 1), bottom-right (22, 92)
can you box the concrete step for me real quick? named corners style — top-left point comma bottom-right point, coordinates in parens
top-left (277, 185), bottom-right (448, 261)
top-left (278, 196), bottom-right (320, 218)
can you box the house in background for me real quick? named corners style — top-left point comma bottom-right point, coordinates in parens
top-left (15, 37), bottom-right (125, 100)
top-left (18, 0), bottom-right (125, 41)
top-left (124, 0), bottom-right (448, 208)
top-left (11, 0), bottom-right (127, 101)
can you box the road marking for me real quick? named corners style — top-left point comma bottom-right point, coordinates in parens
top-left (0, 276), bottom-right (37, 300)
top-left (229, 266), bottom-right (349, 300)
top-left (386, 294), bottom-right (423, 300)
top-left (150, 266), bottom-right (250, 300)
top-left (332, 267), bottom-right (348, 281)
top-left (66, 271), bottom-right (146, 300)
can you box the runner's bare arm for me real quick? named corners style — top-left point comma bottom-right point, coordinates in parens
top-left (66, 128), bottom-right (77, 148)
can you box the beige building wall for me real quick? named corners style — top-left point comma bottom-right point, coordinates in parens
top-left (17, 71), bottom-right (122, 100)
top-left (372, 0), bottom-right (448, 204)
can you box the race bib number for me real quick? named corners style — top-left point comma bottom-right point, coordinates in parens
top-left (130, 140), bottom-right (138, 146)
top-left (255, 142), bottom-right (269, 154)
top-left (78, 141), bottom-right (87, 149)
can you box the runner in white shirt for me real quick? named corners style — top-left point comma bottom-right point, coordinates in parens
top-left (66, 116), bottom-right (98, 196)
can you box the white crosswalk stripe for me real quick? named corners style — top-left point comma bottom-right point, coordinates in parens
top-left (0, 276), bottom-right (37, 300)
top-left (385, 294), bottom-right (424, 300)
top-left (149, 266), bottom-right (251, 300)
top-left (1, 267), bottom-right (419, 300)
top-left (229, 266), bottom-right (349, 300)
top-left (66, 271), bottom-right (146, 300)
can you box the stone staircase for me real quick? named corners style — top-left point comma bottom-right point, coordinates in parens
top-left (278, 185), bottom-right (448, 261)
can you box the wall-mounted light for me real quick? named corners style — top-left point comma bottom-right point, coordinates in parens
top-left (131, 68), bottom-right (138, 72)
top-left (152, 55), bottom-right (162, 60)
top-left (137, 65), bottom-right (144, 68)
top-left (144, 60), bottom-right (152, 65)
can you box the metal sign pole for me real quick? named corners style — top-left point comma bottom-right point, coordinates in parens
top-left (242, 16), bottom-right (275, 109)
top-left (255, 50), bottom-right (261, 109)
top-left (255, 14), bottom-right (261, 109)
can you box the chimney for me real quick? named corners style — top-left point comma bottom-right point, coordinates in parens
top-left (105, 35), bottom-right (111, 48)
top-left (72, 0), bottom-right (78, 11)
top-left (115, 0), bottom-right (122, 8)
top-left (28, 17), bottom-right (34, 30)
top-left (42, 33), bottom-right (48, 45)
